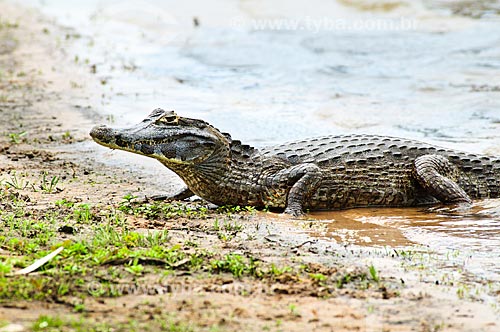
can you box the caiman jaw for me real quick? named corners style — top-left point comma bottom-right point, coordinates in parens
top-left (90, 124), bottom-right (160, 158)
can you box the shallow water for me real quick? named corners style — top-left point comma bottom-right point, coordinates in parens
top-left (310, 200), bottom-right (500, 279)
top-left (16, 0), bottom-right (500, 296)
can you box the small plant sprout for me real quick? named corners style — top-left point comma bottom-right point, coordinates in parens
top-left (369, 264), bottom-right (380, 283)
top-left (212, 219), bottom-right (220, 231)
top-left (73, 204), bottom-right (93, 223)
top-left (125, 258), bottom-right (144, 275)
top-left (8, 131), bottom-right (27, 144)
top-left (62, 131), bottom-right (73, 141)
top-left (309, 273), bottom-right (327, 283)
top-left (288, 303), bottom-right (300, 316)
top-left (39, 172), bottom-right (60, 193)
top-left (4, 171), bottom-right (29, 190)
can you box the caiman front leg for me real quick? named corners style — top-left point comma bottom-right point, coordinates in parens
top-left (413, 154), bottom-right (472, 204)
top-left (269, 163), bottom-right (322, 217)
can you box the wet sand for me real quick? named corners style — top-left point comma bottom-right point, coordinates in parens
top-left (0, 2), bottom-right (499, 332)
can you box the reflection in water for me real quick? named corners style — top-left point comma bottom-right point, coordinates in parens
top-left (311, 199), bottom-right (500, 244)
top-left (310, 199), bottom-right (500, 281)
top-left (309, 211), bottom-right (416, 246)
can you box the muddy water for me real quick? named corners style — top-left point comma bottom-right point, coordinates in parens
top-left (16, 0), bottom-right (500, 299)
top-left (310, 200), bottom-right (500, 279)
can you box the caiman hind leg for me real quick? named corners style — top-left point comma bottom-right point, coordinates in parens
top-left (269, 163), bottom-right (322, 217)
top-left (413, 154), bottom-right (472, 204)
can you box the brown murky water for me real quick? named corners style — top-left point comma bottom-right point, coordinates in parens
top-left (311, 200), bottom-right (500, 248)
top-left (306, 199), bottom-right (500, 285)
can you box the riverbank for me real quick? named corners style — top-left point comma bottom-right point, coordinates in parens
top-left (0, 3), bottom-right (499, 332)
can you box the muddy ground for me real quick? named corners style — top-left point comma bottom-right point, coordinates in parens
top-left (0, 3), bottom-right (498, 332)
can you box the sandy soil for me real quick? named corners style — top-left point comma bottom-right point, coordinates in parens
top-left (0, 3), bottom-right (498, 332)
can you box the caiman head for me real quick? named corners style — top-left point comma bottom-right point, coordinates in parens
top-left (89, 108), bottom-right (231, 170)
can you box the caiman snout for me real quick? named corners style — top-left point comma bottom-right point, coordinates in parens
top-left (89, 125), bottom-right (116, 145)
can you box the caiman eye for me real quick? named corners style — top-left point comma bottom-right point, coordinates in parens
top-left (156, 114), bottom-right (178, 125)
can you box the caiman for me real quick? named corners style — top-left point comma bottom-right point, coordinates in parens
top-left (90, 108), bottom-right (500, 216)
